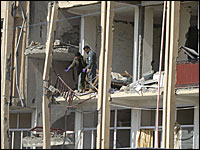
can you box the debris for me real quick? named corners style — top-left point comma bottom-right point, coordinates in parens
top-left (119, 71), bottom-right (165, 93)
top-left (111, 72), bottom-right (128, 81)
top-left (142, 70), bottom-right (154, 80)
top-left (153, 71), bottom-right (165, 87)
top-left (124, 70), bottom-right (133, 78)
top-left (111, 72), bottom-right (132, 90)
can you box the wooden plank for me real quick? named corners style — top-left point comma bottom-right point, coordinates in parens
top-left (47, 2), bottom-right (52, 40)
top-left (101, 1), bottom-right (114, 149)
top-left (166, 1), bottom-right (180, 148)
top-left (12, 27), bottom-right (19, 99)
top-left (1, 1), bottom-right (14, 149)
top-left (19, 1), bottom-right (29, 100)
top-left (24, 1), bottom-right (30, 103)
top-left (161, 1), bottom-right (171, 148)
top-left (42, 2), bottom-right (58, 149)
top-left (96, 2), bottom-right (106, 148)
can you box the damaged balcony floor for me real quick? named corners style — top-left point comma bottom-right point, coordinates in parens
top-left (54, 87), bottom-right (199, 109)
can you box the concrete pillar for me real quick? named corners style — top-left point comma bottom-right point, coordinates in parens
top-left (79, 16), bottom-right (85, 55)
top-left (31, 109), bottom-right (37, 127)
top-left (81, 16), bottom-right (97, 53)
top-left (130, 109), bottom-right (141, 148)
top-left (193, 104), bottom-right (199, 149)
top-left (133, 6), bottom-right (139, 82)
top-left (75, 110), bottom-right (83, 149)
top-left (178, 4), bottom-right (191, 60)
top-left (142, 7), bottom-right (154, 74)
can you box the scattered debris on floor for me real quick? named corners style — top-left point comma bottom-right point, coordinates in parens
top-left (118, 71), bottom-right (165, 94)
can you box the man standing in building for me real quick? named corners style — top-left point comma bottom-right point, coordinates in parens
top-left (65, 52), bottom-right (87, 93)
top-left (83, 45), bottom-right (97, 92)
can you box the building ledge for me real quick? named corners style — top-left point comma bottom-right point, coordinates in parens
top-left (10, 106), bottom-right (34, 113)
top-left (55, 87), bottom-right (199, 109)
top-left (58, 1), bottom-right (100, 9)
top-left (24, 41), bottom-right (78, 61)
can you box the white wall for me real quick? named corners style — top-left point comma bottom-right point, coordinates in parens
top-left (112, 21), bottom-right (134, 73)
top-left (82, 15), bottom-right (134, 74)
top-left (83, 16), bottom-right (97, 53)
top-left (143, 7), bottom-right (154, 74)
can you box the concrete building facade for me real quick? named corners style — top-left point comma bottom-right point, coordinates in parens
top-left (1, 1), bottom-right (199, 149)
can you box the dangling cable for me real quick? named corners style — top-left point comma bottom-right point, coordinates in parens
top-left (155, 1), bottom-right (167, 148)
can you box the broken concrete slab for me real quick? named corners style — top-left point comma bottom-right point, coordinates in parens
top-left (24, 41), bottom-right (78, 61)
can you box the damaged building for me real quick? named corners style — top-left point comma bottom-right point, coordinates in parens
top-left (1, 1), bottom-right (199, 149)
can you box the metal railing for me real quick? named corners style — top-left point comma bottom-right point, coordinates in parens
top-left (55, 74), bottom-right (80, 105)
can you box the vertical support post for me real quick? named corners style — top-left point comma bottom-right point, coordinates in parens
top-left (24, 1), bottom-right (30, 104)
top-left (198, 1), bottom-right (199, 55)
top-left (97, 1), bottom-right (107, 149)
top-left (101, 1), bottom-right (114, 149)
top-left (12, 27), bottom-right (19, 99)
top-left (138, 6), bottom-right (145, 79)
top-left (20, 131), bottom-right (23, 149)
top-left (42, 2), bottom-right (58, 149)
top-left (162, 1), bottom-right (180, 149)
top-left (162, 1), bottom-right (171, 148)
top-left (91, 130), bottom-right (94, 149)
top-left (12, 131), bottom-right (14, 149)
top-left (130, 109), bottom-right (140, 148)
top-left (19, 3), bottom-right (28, 100)
top-left (113, 109), bottom-right (117, 149)
top-left (193, 103), bottom-right (199, 149)
top-left (47, 2), bottom-right (53, 40)
top-left (80, 16), bottom-right (85, 55)
top-left (133, 6), bottom-right (139, 82)
top-left (1, 1), bottom-right (14, 149)
top-left (75, 110), bottom-right (83, 149)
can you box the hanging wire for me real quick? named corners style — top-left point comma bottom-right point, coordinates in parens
top-left (155, 1), bottom-right (167, 148)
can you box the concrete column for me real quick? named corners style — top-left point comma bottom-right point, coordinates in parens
top-left (178, 4), bottom-right (191, 60)
top-left (130, 109), bottom-right (141, 148)
top-left (79, 16), bottom-right (97, 54)
top-left (193, 104), bottom-right (199, 149)
top-left (31, 109), bottom-right (37, 128)
top-left (75, 110), bottom-right (83, 149)
top-left (133, 6), bottom-right (139, 82)
top-left (142, 7), bottom-right (154, 74)
top-left (83, 16), bottom-right (97, 52)
top-left (79, 16), bottom-right (85, 55)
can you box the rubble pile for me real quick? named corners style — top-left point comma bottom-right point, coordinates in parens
top-left (119, 71), bottom-right (165, 94)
